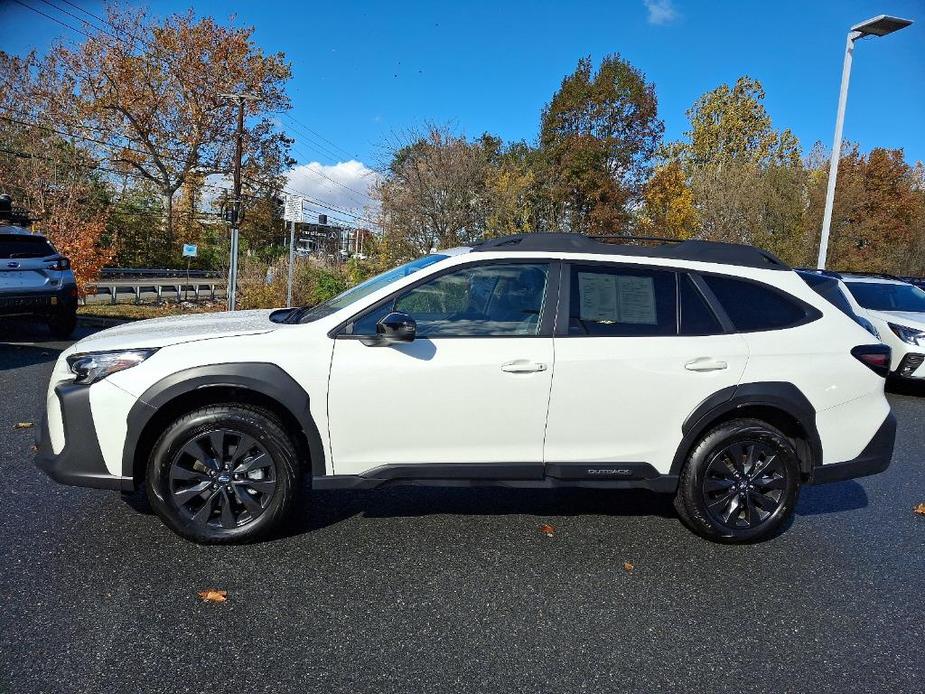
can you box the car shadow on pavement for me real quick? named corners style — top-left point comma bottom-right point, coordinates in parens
top-left (291, 486), bottom-right (678, 536)
top-left (795, 480), bottom-right (868, 516)
top-left (0, 341), bottom-right (62, 371)
top-left (886, 377), bottom-right (925, 397)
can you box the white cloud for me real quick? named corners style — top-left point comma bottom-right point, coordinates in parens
top-left (643, 0), bottom-right (678, 25)
top-left (285, 160), bottom-right (380, 224)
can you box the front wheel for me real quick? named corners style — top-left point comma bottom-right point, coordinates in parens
top-left (146, 404), bottom-right (301, 544)
top-left (674, 418), bottom-right (800, 543)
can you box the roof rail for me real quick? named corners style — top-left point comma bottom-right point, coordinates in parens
top-left (833, 270), bottom-right (904, 281)
top-left (470, 232), bottom-right (790, 271)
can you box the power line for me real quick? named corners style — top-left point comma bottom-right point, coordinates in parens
top-left (281, 112), bottom-right (357, 161)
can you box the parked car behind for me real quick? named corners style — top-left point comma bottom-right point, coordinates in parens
top-left (0, 224), bottom-right (78, 338)
top-left (838, 273), bottom-right (925, 380)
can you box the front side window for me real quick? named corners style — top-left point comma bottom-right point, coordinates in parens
top-left (350, 263), bottom-right (549, 337)
top-left (297, 254), bottom-right (448, 323)
top-left (846, 281), bottom-right (925, 313)
top-left (567, 265), bottom-right (676, 336)
top-left (702, 274), bottom-right (810, 332)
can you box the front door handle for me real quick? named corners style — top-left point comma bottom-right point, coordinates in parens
top-left (685, 357), bottom-right (728, 372)
top-left (501, 360), bottom-right (548, 374)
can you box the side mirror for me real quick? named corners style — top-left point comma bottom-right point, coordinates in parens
top-left (364, 311), bottom-right (416, 346)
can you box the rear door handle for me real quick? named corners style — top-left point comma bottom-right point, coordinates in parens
top-left (685, 357), bottom-right (728, 372)
top-left (501, 360), bottom-right (548, 374)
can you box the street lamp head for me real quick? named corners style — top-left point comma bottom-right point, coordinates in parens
top-left (851, 14), bottom-right (913, 37)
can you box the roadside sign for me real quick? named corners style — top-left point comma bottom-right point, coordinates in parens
top-left (283, 195), bottom-right (304, 223)
top-left (182, 243), bottom-right (198, 258)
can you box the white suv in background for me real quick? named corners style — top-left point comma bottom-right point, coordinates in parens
top-left (35, 233), bottom-right (895, 545)
top-left (833, 273), bottom-right (925, 380)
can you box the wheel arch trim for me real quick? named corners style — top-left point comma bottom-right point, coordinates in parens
top-left (672, 381), bottom-right (821, 476)
top-left (122, 362), bottom-right (326, 481)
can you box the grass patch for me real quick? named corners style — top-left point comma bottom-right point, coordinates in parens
top-left (78, 300), bottom-right (226, 322)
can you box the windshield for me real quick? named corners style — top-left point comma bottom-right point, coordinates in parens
top-left (0, 234), bottom-right (56, 259)
top-left (846, 281), bottom-right (925, 313)
top-left (296, 254), bottom-right (448, 323)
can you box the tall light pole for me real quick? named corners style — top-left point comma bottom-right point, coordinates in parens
top-left (816, 14), bottom-right (913, 269)
top-left (219, 92), bottom-right (258, 310)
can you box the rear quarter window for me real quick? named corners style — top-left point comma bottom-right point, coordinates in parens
top-left (702, 274), bottom-right (814, 332)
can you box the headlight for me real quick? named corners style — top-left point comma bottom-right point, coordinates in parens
top-left (66, 349), bottom-right (158, 385)
top-left (888, 323), bottom-right (925, 346)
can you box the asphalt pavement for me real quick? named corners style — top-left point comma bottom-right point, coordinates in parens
top-left (1, 321), bottom-right (924, 693)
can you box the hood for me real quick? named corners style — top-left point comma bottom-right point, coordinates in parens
top-left (868, 310), bottom-right (925, 329)
top-left (71, 309), bottom-right (279, 353)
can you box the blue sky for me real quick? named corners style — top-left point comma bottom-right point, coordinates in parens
top-left (3, 0), bottom-right (923, 213)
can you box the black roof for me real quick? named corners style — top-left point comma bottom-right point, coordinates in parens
top-left (470, 233), bottom-right (790, 271)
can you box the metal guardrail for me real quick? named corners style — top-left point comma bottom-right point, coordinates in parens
top-left (85, 277), bottom-right (227, 304)
top-left (100, 267), bottom-right (224, 279)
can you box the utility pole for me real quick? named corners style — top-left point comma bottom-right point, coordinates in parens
top-left (219, 92), bottom-right (258, 310)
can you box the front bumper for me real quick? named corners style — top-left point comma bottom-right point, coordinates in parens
top-left (34, 383), bottom-right (133, 491)
top-left (810, 412), bottom-right (896, 484)
top-left (0, 285), bottom-right (78, 318)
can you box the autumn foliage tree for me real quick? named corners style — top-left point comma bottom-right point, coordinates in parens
top-left (0, 51), bottom-right (115, 292)
top-left (35, 6), bottom-right (293, 257)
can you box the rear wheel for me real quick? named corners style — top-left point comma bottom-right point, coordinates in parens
top-left (674, 418), bottom-right (800, 543)
top-left (146, 404), bottom-right (301, 544)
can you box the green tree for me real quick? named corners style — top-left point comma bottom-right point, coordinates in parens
top-left (539, 54), bottom-right (663, 234)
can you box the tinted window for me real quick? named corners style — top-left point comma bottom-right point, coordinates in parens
top-left (799, 275), bottom-right (855, 319)
top-left (568, 265), bottom-right (676, 336)
top-left (680, 275), bottom-right (723, 335)
top-left (703, 274), bottom-right (808, 332)
top-left (352, 263), bottom-right (549, 337)
top-left (846, 282), bottom-right (925, 313)
top-left (0, 234), bottom-right (55, 259)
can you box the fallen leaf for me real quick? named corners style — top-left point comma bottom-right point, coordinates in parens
top-left (198, 589), bottom-right (227, 603)
top-left (623, 561), bottom-right (635, 573)
top-left (31, 445), bottom-right (38, 453)
top-left (539, 523), bottom-right (555, 537)
top-left (914, 503), bottom-right (925, 516)
top-left (14, 422), bottom-right (33, 429)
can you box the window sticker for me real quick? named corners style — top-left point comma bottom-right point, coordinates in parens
top-left (578, 272), bottom-right (618, 322)
top-left (577, 271), bottom-right (657, 325)
top-left (616, 275), bottom-right (657, 324)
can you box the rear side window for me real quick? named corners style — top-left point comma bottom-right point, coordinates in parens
top-left (0, 234), bottom-right (55, 259)
top-left (680, 275), bottom-right (723, 335)
top-left (568, 265), bottom-right (676, 336)
top-left (703, 274), bottom-right (809, 332)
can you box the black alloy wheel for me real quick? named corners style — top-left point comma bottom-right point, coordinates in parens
top-left (674, 418), bottom-right (800, 544)
top-left (168, 428), bottom-right (278, 530)
top-left (701, 440), bottom-right (789, 531)
top-left (147, 404), bottom-right (300, 544)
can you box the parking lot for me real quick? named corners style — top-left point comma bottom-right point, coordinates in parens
top-left (1, 323), bottom-right (924, 694)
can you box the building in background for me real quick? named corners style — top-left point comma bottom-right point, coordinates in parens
top-left (292, 214), bottom-right (372, 260)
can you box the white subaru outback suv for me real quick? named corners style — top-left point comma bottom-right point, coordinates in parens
top-left (35, 233), bottom-right (895, 544)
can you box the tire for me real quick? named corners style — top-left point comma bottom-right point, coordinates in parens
top-left (47, 309), bottom-right (77, 338)
top-left (674, 418), bottom-right (800, 544)
top-left (146, 404), bottom-right (301, 544)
